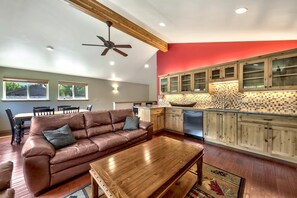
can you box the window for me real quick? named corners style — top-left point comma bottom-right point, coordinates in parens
top-left (58, 81), bottom-right (88, 100)
top-left (3, 78), bottom-right (49, 100)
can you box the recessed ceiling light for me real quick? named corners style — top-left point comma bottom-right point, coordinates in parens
top-left (159, 22), bottom-right (166, 27)
top-left (109, 61), bottom-right (115, 66)
top-left (46, 45), bottom-right (54, 51)
top-left (144, 64), bottom-right (149, 68)
top-left (235, 7), bottom-right (248, 14)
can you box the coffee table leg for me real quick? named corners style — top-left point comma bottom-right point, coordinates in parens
top-left (197, 158), bottom-right (203, 186)
top-left (91, 176), bottom-right (99, 198)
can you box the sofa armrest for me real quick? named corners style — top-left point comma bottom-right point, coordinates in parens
top-left (22, 136), bottom-right (55, 158)
top-left (139, 120), bottom-right (153, 140)
top-left (139, 120), bottom-right (153, 130)
top-left (0, 161), bottom-right (13, 191)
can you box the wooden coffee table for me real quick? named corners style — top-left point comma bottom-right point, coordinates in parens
top-left (90, 136), bottom-right (204, 198)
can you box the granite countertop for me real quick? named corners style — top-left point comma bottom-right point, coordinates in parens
top-left (134, 105), bottom-right (297, 117)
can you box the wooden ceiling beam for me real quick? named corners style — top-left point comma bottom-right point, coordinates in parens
top-left (65, 0), bottom-right (168, 52)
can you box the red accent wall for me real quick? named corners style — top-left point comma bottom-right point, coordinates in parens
top-left (156, 40), bottom-right (297, 95)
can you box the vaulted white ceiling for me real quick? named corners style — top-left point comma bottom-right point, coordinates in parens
top-left (0, 0), bottom-right (296, 84)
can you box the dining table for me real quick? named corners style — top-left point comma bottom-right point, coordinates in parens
top-left (14, 109), bottom-right (89, 144)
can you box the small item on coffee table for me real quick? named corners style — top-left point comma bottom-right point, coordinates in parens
top-left (123, 116), bottom-right (139, 130)
top-left (43, 124), bottom-right (77, 149)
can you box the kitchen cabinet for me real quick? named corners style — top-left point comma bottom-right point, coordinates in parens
top-left (169, 75), bottom-right (179, 94)
top-left (203, 111), bottom-right (237, 145)
top-left (165, 108), bottom-right (183, 134)
top-left (268, 125), bottom-right (297, 160)
top-left (239, 58), bottom-right (269, 91)
top-left (193, 70), bottom-right (208, 93)
top-left (269, 52), bottom-right (297, 90)
top-left (209, 64), bottom-right (237, 82)
top-left (238, 113), bottom-right (297, 162)
top-left (159, 77), bottom-right (168, 94)
top-left (239, 52), bottom-right (297, 91)
top-left (138, 107), bottom-right (164, 132)
top-left (237, 122), bottom-right (268, 153)
top-left (180, 73), bottom-right (192, 93)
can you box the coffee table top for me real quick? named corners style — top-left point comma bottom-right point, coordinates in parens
top-left (90, 136), bottom-right (204, 198)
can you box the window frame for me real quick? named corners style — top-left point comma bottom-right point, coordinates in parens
top-left (57, 81), bottom-right (88, 101)
top-left (2, 77), bottom-right (50, 101)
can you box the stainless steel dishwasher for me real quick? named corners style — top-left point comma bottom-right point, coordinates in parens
top-left (183, 110), bottom-right (204, 140)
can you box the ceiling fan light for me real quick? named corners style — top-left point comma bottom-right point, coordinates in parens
top-left (235, 7), bottom-right (248, 14)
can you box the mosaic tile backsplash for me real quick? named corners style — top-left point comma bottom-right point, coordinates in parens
top-left (159, 82), bottom-right (297, 114)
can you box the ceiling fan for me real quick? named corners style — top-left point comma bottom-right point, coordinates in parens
top-left (82, 21), bottom-right (132, 57)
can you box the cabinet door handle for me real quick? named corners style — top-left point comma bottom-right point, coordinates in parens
top-left (263, 119), bottom-right (273, 121)
top-left (264, 127), bottom-right (268, 129)
top-left (265, 139), bottom-right (268, 142)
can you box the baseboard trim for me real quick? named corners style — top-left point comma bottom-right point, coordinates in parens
top-left (0, 130), bottom-right (11, 137)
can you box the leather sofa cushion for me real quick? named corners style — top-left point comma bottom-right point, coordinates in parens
top-left (109, 109), bottom-right (133, 124)
top-left (113, 122), bottom-right (124, 131)
top-left (50, 139), bottom-right (98, 164)
top-left (90, 133), bottom-right (128, 152)
top-left (84, 111), bottom-right (111, 128)
top-left (87, 125), bottom-right (113, 138)
top-left (116, 129), bottom-right (147, 141)
top-left (30, 113), bottom-right (87, 139)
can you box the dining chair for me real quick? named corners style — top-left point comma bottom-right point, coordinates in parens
top-left (33, 106), bottom-right (50, 110)
top-left (57, 105), bottom-right (71, 111)
top-left (33, 108), bottom-right (55, 116)
top-left (5, 109), bottom-right (30, 144)
top-left (63, 107), bottom-right (80, 114)
top-left (86, 105), bottom-right (93, 111)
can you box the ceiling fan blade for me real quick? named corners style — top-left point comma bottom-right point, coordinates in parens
top-left (114, 44), bottom-right (132, 48)
top-left (113, 48), bottom-right (128, 57)
top-left (97, 36), bottom-right (107, 44)
top-left (101, 48), bottom-right (109, 56)
top-left (82, 44), bottom-right (105, 47)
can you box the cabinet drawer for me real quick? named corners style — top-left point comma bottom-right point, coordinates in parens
top-left (166, 108), bottom-right (183, 115)
top-left (150, 108), bottom-right (164, 115)
top-left (238, 113), bottom-right (297, 127)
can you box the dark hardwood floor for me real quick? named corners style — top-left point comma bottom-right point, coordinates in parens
top-left (0, 132), bottom-right (296, 198)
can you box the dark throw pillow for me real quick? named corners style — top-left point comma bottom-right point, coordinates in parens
top-left (123, 116), bottom-right (139, 131)
top-left (43, 124), bottom-right (77, 149)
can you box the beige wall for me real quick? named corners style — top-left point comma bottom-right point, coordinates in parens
top-left (0, 66), bottom-right (149, 133)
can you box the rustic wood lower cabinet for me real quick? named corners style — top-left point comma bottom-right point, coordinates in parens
top-left (237, 113), bottom-right (297, 163)
top-left (165, 108), bottom-right (184, 134)
top-left (203, 111), bottom-right (237, 145)
top-left (204, 111), bottom-right (297, 164)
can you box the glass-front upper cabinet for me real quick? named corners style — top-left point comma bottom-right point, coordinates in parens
top-left (209, 64), bottom-right (237, 82)
top-left (169, 75), bottom-right (179, 94)
top-left (209, 67), bottom-right (221, 81)
top-left (269, 53), bottom-right (297, 89)
top-left (159, 77), bottom-right (168, 94)
top-left (239, 59), bottom-right (268, 91)
top-left (180, 73), bottom-right (192, 93)
top-left (224, 64), bottom-right (237, 80)
top-left (193, 70), bottom-right (208, 92)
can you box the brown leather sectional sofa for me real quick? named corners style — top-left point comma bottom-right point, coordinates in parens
top-left (21, 109), bottom-right (153, 196)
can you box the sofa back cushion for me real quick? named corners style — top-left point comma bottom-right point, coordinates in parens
top-left (84, 111), bottom-right (113, 137)
top-left (109, 109), bottom-right (133, 131)
top-left (30, 113), bottom-right (87, 139)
